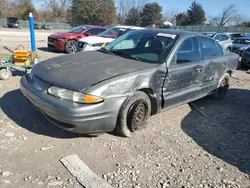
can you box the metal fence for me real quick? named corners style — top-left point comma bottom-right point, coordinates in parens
top-left (1, 18), bottom-right (250, 33)
top-left (171, 26), bottom-right (250, 33)
top-left (0, 18), bottom-right (71, 30)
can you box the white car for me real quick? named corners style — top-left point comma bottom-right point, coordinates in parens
top-left (213, 33), bottom-right (233, 51)
top-left (76, 26), bottom-right (145, 52)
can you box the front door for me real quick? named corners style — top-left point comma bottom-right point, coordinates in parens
top-left (163, 37), bottom-right (205, 109)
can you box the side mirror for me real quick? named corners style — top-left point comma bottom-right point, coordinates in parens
top-left (215, 39), bottom-right (220, 42)
top-left (85, 32), bottom-right (91, 36)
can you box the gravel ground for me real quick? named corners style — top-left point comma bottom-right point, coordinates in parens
top-left (0, 29), bottom-right (250, 188)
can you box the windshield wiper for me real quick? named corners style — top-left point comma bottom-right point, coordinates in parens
top-left (109, 51), bottom-right (140, 61)
top-left (98, 48), bottom-right (115, 55)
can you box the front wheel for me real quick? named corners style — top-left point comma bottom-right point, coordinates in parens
top-left (211, 73), bottom-right (230, 100)
top-left (65, 40), bottom-right (77, 53)
top-left (116, 91), bottom-right (151, 137)
top-left (0, 69), bottom-right (12, 80)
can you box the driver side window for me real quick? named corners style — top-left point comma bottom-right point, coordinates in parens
top-left (176, 37), bottom-right (201, 64)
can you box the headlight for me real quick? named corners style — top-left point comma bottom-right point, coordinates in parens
top-left (240, 47), bottom-right (248, 51)
top-left (57, 38), bottom-right (66, 41)
top-left (47, 86), bottom-right (104, 104)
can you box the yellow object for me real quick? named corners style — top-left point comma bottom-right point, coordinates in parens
top-left (13, 51), bottom-right (37, 66)
top-left (84, 94), bottom-right (104, 103)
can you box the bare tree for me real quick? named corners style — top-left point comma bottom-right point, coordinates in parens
top-left (117, 0), bottom-right (146, 24)
top-left (213, 5), bottom-right (237, 27)
top-left (39, 0), bottom-right (71, 22)
top-left (0, 0), bottom-right (8, 18)
top-left (232, 14), bottom-right (248, 27)
top-left (164, 8), bottom-right (179, 25)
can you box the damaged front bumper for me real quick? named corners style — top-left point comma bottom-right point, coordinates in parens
top-left (20, 75), bottom-right (126, 134)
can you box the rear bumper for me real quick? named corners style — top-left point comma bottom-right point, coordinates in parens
top-left (20, 75), bottom-right (126, 134)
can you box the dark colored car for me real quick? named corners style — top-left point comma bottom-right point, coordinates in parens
top-left (20, 29), bottom-right (239, 137)
top-left (230, 33), bottom-right (249, 40)
top-left (7, 17), bottom-right (21, 29)
top-left (41, 24), bottom-right (52, 30)
top-left (47, 25), bottom-right (107, 53)
top-left (240, 46), bottom-right (250, 68)
top-left (231, 37), bottom-right (250, 56)
top-left (34, 23), bottom-right (41, 29)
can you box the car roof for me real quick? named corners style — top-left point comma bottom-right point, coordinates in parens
top-left (137, 29), bottom-right (205, 37)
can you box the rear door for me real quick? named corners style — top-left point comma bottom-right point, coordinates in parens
top-left (163, 36), bottom-right (205, 109)
top-left (198, 36), bottom-right (226, 94)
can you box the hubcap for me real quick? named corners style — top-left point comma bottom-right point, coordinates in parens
top-left (67, 41), bottom-right (76, 53)
top-left (1, 70), bottom-right (9, 79)
top-left (127, 101), bottom-right (147, 132)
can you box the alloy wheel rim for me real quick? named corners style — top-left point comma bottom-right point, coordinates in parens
top-left (67, 41), bottom-right (76, 53)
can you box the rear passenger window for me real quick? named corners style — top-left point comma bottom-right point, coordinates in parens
top-left (199, 37), bottom-right (218, 59)
top-left (177, 37), bottom-right (201, 63)
top-left (99, 28), bottom-right (106, 34)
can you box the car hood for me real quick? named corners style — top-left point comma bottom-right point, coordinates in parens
top-left (232, 44), bottom-right (247, 49)
top-left (32, 51), bottom-right (157, 92)
top-left (49, 32), bottom-right (79, 38)
top-left (78, 36), bottom-right (114, 44)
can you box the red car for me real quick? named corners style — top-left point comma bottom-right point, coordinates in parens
top-left (47, 25), bottom-right (107, 53)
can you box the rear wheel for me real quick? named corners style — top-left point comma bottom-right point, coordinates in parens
top-left (65, 40), bottom-right (77, 53)
top-left (116, 91), bottom-right (151, 137)
top-left (0, 69), bottom-right (12, 80)
top-left (211, 73), bottom-right (230, 100)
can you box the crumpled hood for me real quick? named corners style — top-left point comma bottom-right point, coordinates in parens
top-left (78, 36), bottom-right (114, 44)
top-left (32, 51), bottom-right (157, 92)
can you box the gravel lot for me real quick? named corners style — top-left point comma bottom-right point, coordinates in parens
top-left (0, 29), bottom-right (250, 188)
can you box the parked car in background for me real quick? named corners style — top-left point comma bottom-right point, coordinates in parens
top-left (41, 24), bottom-right (52, 30)
top-left (76, 26), bottom-right (144, 52)
top-left (230, 32), bottom-right (246, 40)
top-left (7, 17), bottom-right (21, 29)
top-left (240, 45), bottom-right (250, 68)
top-left (213, 33), bottom-right (232, 51)
top-left (47, 25), bottom-right (107, 53)
top-left (202, 32), bottom-right (217, 38)
top-left (117, 26), bottom-right (145, 37)
top-left (21, 29), bottom-right (239, 137)
top-left (231, 37), bottom-right (250, 56)
top-left (34, 23), bottom-right (41, 29)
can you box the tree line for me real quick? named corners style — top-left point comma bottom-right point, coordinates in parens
top-left (0, 0), bottom-right (249, 27)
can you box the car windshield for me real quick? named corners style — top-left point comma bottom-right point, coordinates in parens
top-left (233, 39), bottom-right (250, 45)
top-left (103, 30), bottom-right (178, 64)
top-left (68, 26), bottom-right (87, 34)
top-left (98, 27), bottom-right (121, 38)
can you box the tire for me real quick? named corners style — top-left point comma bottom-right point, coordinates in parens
top-left (65, 40), bottom-right (77, 53)
top-left (116, 91), bottom-right (151, 137)
top-left (226, 47), bottom-right (231, 52)
top-left (211, 73), bottom-right (230, 100)
top-left (0, 69), bottom-right (12, 80)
